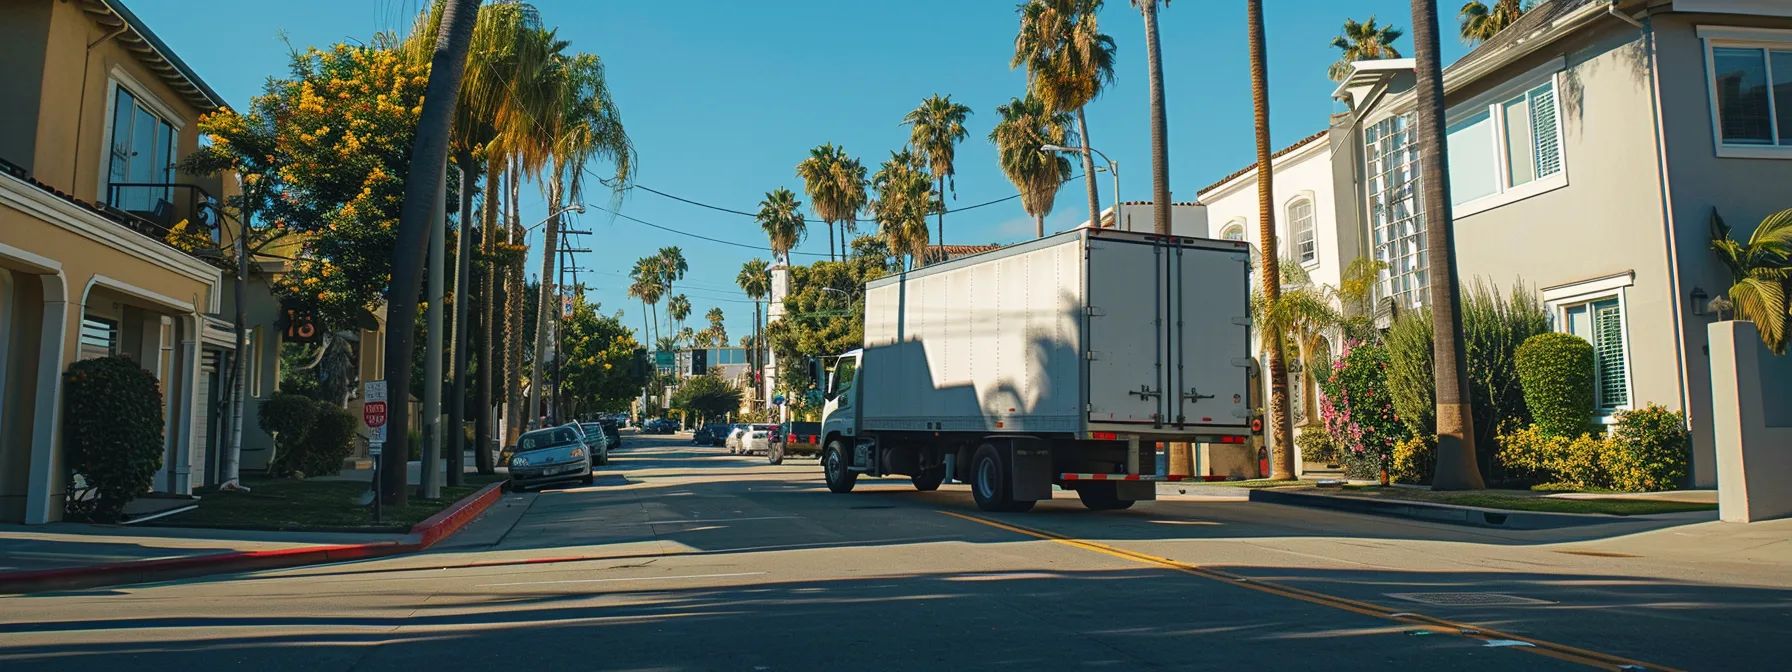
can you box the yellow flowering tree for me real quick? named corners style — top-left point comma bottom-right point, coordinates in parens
top-left (557, 293), bottom-right (645, 416)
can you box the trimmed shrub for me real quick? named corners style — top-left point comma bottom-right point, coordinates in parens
top-left (1496, 424), bottom-right (1615, 490)
top-left (293, 402), bottom-right (357, 478)
top-left (1515, 332), bottom-right (1597, 438)
top-left (62, 355), bottom-right (164, 522)
top-left (1296, 429), bottom-right (1341, 465)
top-left (1391, 434), bottom-right (1436, 485)
top-left (1319, 343), bottom-right (1409, 480)
top-left (260, 392), bottom-right (318, 477)
top-left (1607, 404), bottom-right (1690, 492)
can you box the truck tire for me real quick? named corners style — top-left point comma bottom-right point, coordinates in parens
top-left (823, 441), bottom-right (857, 493)
top-left (970, 444), bottom-right (1034, 512)
top-left (911, 465), bottom-right (944, 491)
top-left (1076, 482), bottom-right (1135, 511)
top-left (768, 442), bottom-right (784, 465)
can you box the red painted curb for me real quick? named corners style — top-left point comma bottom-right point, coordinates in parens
top-left (0, 479), bottom-right (509, 595)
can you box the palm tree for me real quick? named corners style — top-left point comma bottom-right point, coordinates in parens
top-left (1711, 208), bottom-right (1792, 354)
top-left (796, 143), bottom-right (869, 261)
top-left (505, 167), bottom-right (528, 445)
top-left (1014, 0), bottom-right (1116, 229)
top-left (756, 189), bottom-right (807, 264)
top-left (657, 246), bottom-right (688, 335)
top-left (1246, 0), bottom-right (1296, 481)
top-left (738, 258), bottom-right (771, 410)
top-left (378, 0), bottom-right (481, 506)
top-left (668, 294), bottom-right (692, 340)
top-left (1413, 0), bottom-right (1486, 490)
top-left (1133, 0), bottom-right (1171, 235)
top-left (628, 256), bottom-right (665, 342)
top-left (902, 94), bottom-right (972, 246)
top-left (871, 148), bottom-right (936, 270)
top-left (1328, 16), bottom-right (1405, 81)
top-left (1458, 0), bottom-right (1526, 47)
top-left (990, 94), bottom-right (1076, 238)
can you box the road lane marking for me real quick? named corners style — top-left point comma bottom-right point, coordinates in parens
top-left (640, 515), bottom-right (801, 525)
top-left (937, 510), bottom-right (1682, 672)
top-left (478, 571), bottom-right (766, 587)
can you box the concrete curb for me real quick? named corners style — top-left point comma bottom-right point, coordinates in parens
top-left (1247, 488), bottom-right (1629, 530)
top-left (0, 481), bottom-right (507, 595)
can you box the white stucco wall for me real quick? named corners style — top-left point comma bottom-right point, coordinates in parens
top-left (1197, 135), bottom-right (1345, 293)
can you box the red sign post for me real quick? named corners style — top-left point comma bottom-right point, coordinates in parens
top-left (364, 401), bottom-right (388, 429)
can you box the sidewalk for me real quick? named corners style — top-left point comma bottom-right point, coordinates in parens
top-left (0, 523), bottom-right (403, 574)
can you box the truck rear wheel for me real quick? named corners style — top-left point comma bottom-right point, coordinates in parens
top-left (823, 441), bottom-right (857, 493)
top-left (970, 444), bottom-right (1034, 512)
top-left (1076, 482), bottom-right (1136, 511)
top-left (911, 465), bottom-right (944, 492)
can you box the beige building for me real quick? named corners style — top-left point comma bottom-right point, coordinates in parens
top-left (0, 0), bottom-right (238, 522)
top-left (1334, 0), bottom-right (1792, 486)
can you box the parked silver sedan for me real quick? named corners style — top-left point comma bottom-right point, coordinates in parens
top-left (508, 427), bottom-right (592, 491)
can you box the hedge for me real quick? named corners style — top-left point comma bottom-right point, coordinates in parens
top-left (62, 355), bottom-right (164, 522)
top-left (1607, 404), bottom-right (1690, 491)
top-left (1515, 332), bottom-right (1597, 438)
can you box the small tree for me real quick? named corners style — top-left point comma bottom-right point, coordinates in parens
top-left (1514, 332), bottom-right (1597, 438)
top-left (673, 373), bottom-right (744, 424)
top-left (62, 356), bottom-right (164, 522)
top-left (1318, 342), bottom-right (1409, 482)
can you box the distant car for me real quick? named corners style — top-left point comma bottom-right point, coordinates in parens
top-left (597, 417), bottom-right (622, 449)
top-left (577, 422), bottom-right (612, 465)
top-left (644, 418), bottom-right (678, 434)
top-left (508, 426), bottom-right (592, 491)
top-left (725, 425), bottom-right (749, 454)
top-left (769, 421), bottom-right (821, 465)
top-left (740, 424), bottom-right (778, 455)
top-left (693, 424), bottom-right (729, 446)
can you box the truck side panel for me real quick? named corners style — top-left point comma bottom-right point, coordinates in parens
top-left (862, 235), bottom-right (1084, 433)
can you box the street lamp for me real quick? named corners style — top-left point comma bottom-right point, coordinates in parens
top-left (524, 203), bottom-right (586, 232)
top-left (1040, 144), bottom-right (1122, 232)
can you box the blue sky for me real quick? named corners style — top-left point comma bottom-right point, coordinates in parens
top-left (131, 0), bottom-right (1469, 341)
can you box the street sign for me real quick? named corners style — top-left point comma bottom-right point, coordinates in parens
top-left (281, 302), bottom-right (322, 344)
top-left (364, 381), bottom-right (388, 443)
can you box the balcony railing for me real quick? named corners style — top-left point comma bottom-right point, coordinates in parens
top-left (105, 182), bottom-right (224, 244)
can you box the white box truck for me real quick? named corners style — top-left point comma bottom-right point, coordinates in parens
top-left (816, 227), bottom-right (1254, 512)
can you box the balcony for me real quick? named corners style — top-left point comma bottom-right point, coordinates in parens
top-left (106, 181), bottom-right (224, 245)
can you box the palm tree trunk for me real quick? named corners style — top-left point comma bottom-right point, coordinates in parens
top-left (504, 164), bottom-right (526, 447)
top-left (529, 181), bottom-right (562, 427)
top-left (827, 220), bottom-right (837, 263)
top-left (1142, 1), bottom-right (1171, 236)
top-left (474, 163), bottom-right (498, 474)
top-left (1036, 213), bottom-right (1045, 239)
top-left (1411, 0), bottom-right (1484, 490)
top-left (1247, 0), bottom-right (1296, 481)
top-left (447, 150), bottom-right (477, 486)
top-left (1075, 107), bottom-right (1101, 227)
top-left (936, 176), bottom-right (946, 246)
top-left (379, 0), bottom-right (480, 506)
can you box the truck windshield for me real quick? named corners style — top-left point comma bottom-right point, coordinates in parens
top-left (830, 358), bottom-right (857, 399)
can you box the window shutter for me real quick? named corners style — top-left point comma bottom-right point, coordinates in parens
top-left (1531, 84), bottom-right (1562, 177)
top-left (1592, 301), bottom-right (1628, 408)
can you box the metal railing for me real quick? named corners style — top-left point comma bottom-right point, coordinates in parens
top-left (105, 182), bottom-right (224, 243)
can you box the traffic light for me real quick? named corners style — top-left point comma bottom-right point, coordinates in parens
top-left (630, 347), bottom-right (648, 377)
top-left (691, 348), bottom-right (708, 376)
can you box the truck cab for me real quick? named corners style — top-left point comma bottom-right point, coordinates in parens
top-left (819, 349), bottom-right (861, 444)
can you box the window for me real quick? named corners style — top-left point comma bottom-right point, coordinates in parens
top-left (1711, 46), bottom-right (1792, 146)
top-left (1220, 222), bottom-right (1245, 242)
top-left (829, 358), bottom-right (857, 400)
top-left (1446, 78), bottom-right (1564, 209)
top-left (1287, 199), bottom-right (1316, 265)
top-left (107, 83), bottom-right (177, 212)
top-left (1364, 114), bottom-right (1428, 309)
top-left (79, 317), bottom-right (119, 360)
top-left (1563, 299), bottom-right (1630, 411)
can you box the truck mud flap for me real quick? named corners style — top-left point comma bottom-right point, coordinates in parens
top-left (1010, 444), bottom-right (1053, 502)
top-left (1114, 481), bottom-right (1156, 502)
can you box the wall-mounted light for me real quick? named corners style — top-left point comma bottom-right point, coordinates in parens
top-left (1689, 286), bottom-right (1708, 317)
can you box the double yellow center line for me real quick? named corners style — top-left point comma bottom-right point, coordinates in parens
top-left (938, 510), bottom-right (1678, 672)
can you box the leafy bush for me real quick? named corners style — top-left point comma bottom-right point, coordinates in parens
top-left (1391, 435), bottom-right (1436, 485)
top-left (1515, 332), bottom-right (1596, 438)
top-left (1296, 429), bottom-right (1340, 465)
top-left (1607, 404), bottom-right (1689, 492)
top-left (292, 403), bottom-right (357, 478)
top-left (260, 393), bottom-right (319, 477)
top-left (1496, 424), bottom-right (1615, 490)
top-left (1319, 343), bottom-right (1409, 480)
top-left (62, 356), bottom-right (164, 522)
top-left (1386, 281), bottom-right (1547, 477)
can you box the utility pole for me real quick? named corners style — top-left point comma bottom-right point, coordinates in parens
top-left (421, 173), bottom-right (446, 500)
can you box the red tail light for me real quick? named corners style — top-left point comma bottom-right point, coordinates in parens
top-left (1090, 432), bottom-right (1118, 441)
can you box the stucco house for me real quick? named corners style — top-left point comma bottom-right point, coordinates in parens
top-left (1330, 0), bottom-right (1792, 487)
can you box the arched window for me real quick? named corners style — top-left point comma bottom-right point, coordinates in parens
top-left (1287, 198), bottom-right (1316, 264)
top-left (1220, 221), bottom-right (1246, 241)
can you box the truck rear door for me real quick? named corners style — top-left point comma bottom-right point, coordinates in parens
top-left (1086, 237), bottom-right (1167, 424)
top-left (1171, 242), bottom-right (1251, 430)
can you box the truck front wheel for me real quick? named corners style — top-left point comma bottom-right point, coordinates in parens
top-left (970, 444), bottom-right (1034, 512)
top-left (911, 465), bottom-right (944, 492)
top-left (823, 441), bottom-right (857, 493)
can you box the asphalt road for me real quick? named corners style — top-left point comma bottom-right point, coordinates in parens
top-left (3, 432), bottom-right (1788, 671)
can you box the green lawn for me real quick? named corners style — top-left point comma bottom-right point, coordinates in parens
top-left (1334, 485), bottom-right (1716, 516)
top-left (158, 474), bottom-right (505, 531)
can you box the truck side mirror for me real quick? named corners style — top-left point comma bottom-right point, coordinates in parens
top-left (807, 358), bottom-right (821, 384)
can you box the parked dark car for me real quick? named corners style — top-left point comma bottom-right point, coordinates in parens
top-left (769, 421), bottom-right (822, 464)
top-left (693, 424), bottom-right (729, 446)
top-left (643, 418), bottom-right (678, 434)
top-left (596, 417), bottom-right (622, 449)
top-left (508, 426), bottom-right (592, 491)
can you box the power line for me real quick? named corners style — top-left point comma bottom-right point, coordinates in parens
top-left (586, 204), bottom-right (832, 257)
top-left (628, 176), bottom-right (1082, 225)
